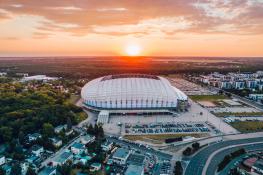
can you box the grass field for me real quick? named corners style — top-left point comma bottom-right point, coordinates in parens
top-left (215, 112), bottom-right (263, 117)
top-left (189, 95), bottom-right (227, 101)
top-left (124, 133), bottom-right (208, 144)
top-left (230, 121), bottom-right (263, 133)
top-left (68, 94), bottom-right (80, 104)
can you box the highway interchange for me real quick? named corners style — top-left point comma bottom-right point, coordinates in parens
top-left (184, 137), bottom-right (263, 175)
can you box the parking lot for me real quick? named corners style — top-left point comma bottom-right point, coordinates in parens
top-left (124, 122), bottom-right (211, 135)
top-left (168, 77), bottom-right (215, 95)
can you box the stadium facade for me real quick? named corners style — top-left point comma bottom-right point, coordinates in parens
top-left (81, 74), bottom-right (188, 117)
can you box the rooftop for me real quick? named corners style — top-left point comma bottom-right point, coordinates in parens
top-left (38, 167), bottom-right (56, 175)
top-left (125, 164), bottom-right (144, 175)
top-left (101, 74), bottom-right (159, 81)
top-left (113, 148), bottom-right (130, 159)
top-left (54, 152), bottom-right (72, 163)
top-left (72, 142), bottom-right (85, 149)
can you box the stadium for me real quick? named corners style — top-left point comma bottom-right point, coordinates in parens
top-left (81, 74), bottom-right (188, 123)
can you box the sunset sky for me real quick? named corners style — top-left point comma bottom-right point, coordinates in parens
top-left (0, 0), bottom-right (263, 57)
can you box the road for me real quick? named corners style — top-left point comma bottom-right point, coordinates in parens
top-left (107, 137), bottom-right (173, 161)
top-left (204, 142), bottom-right (263, 175)
top-left (184, 137), bottom-right (263, 175)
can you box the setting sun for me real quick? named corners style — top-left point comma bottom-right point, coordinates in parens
top-left (125, 44), bottom-right (141, 56)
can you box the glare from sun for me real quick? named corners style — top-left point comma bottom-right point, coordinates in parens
top-left (125, 44), bottom-right (141, 56)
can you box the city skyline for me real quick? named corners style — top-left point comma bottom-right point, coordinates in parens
top-left (0, 0), bottom-right (263, 57)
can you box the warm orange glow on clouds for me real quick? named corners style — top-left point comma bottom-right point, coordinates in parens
top-left (0, 0), bottom-right (263, 57)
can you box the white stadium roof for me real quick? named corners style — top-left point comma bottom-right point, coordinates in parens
top-left (81, 74), bottom-right (187, 110)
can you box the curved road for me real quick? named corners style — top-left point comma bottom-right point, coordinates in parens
top-left (184, 137), bottom-right (263, 175)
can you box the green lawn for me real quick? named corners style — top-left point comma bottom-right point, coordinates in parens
top-left (230, 121), bottom-right (263, 133)
top-left (124, 133), bottom-right (208, 144)
top-left (215, 112), bottom-right (263, 117)
top-left (189, 95), bottom-right (227, 101)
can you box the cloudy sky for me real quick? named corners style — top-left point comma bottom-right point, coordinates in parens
top-left (0, 0), bottom-right (263, 57)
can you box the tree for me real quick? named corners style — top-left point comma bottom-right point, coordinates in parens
top-left (42, 123), bottom-right (54, 137)
top-left (182, 147), bottom-right (192, 156)
top-left (192, 142), bottom-right (200, 151)
top-left (67, 117), bottom-right (72, 131)
top-left (0, 167), bottom-right (5, 175)
top-left (0, 127), bottom-right (13, 143)
top-left (26, 166), bottom-right (36, 175)
top-left (10, 163), bottom-right (21, 175)
top-left (174, 161), bottom-right (183, 175)
top-left (57, 163), bottom-right (72, 175)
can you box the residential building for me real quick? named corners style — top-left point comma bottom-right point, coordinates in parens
top-left (80, 134), bottom-right (95, 145)
top-left (28, 133), bottom-right (42, 142)
top-left (31, 145), bottom-right (44, 156)
top-left (71, 142), bottom-right (85, 155)
top-left (90, 163), bottom-right (101, 172)
top-left (54, 125), bottom-right (67, 134)
top-left (50, 138), bottom-right (62, 148)
top-left (246, 80), bottom-right (257, 89)
top-left (125, 164), bottom-right (144, 175)
top-left (1, 164), bottom-right (11, 175)
top-left (249, 94), bottom-right (263, 101)
top-left (38, 167), bottom-right (56, 175)
top-left (234, 81), bottom-right (245, 90)
top-left (220, 81), bottom-right (232, 89)
top-left (0, 155), bottom-right (5, 166)
top-left (252, 159), bottom-right (263, 174)
top-left (101, 141), bottom-right (113, 152)
top-left (52, 152), bottom-right (73, 166)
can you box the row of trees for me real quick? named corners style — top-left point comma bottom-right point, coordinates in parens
top-left (182, 142), bottom-right (200, 156)
top-left (217, 148), bottom-right (246, 172)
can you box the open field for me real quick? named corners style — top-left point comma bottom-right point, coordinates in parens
top-left (215, 112), bottom-right (263, 117)
top-left (230, 121), bottom-right (263, 133)
top-left (190, 95), bottom-right (227, 101)
top-left (123, 133), bottom-right (209, 144)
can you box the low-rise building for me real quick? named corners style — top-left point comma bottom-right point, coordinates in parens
top-left (249, 94), bottom-right (263, 102)
top-left (28, 133), bottom-right (42, 142)
top-left (31, 145), bottom-right (44, 156)
top-left (252, 159), bottom-right (263, 174)
top-left (101, 141), bottom-right (113, 152)
top-left (52, 152), bottom-right (73, 166)
top-left (71, 142), bottom-right (85, 155)
top-left (38, 167), bottom-right (56, 175)
top-left (1, 164), bottom-right (11, 175)
top-left (0, 155), bottom-right (5, 166)
top-left (74, 155), bottom-right (92, 165)
top-left (125, 164), bottom-right (144, 175)
top-left (80, 134), bottom-right (95, 145)
top-left (50, 138), bottom-right (62, 148)
top-left (54, 125), bottom-right (67, 133)
top-left (234, 81), bottom-right (245, 90)
top-left (220, 81), bottom-right (232, 89)
top-left (90, 163), bottom-right (101, 172)
top-left (111, 148), bottom-right (130, 165)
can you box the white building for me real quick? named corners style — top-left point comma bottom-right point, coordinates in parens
top-left (21, 75), bottom-right (58, 82)
top-left (52, 152), bottom-right (73, 166)
top-left (234, 81), bottom-right (245, 90)
top-left (50, 137), bottom-right (62, 147)
top-left (54, 125), bottom-right (67, 133)
top-left (81, 74), bottom-right (188, 114)
top-left (80, 134), bottom-right (95, 145)
top-left (70, 142), bottom-right (85, 155)
top-left (249, 94), bottom-right (263, 102)
top-left (0, 155), bottom-right (5, 166)
top-left (28, 133), bottom-right (42, 142)
top-left (111, 148), bottom-right (130, 165)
